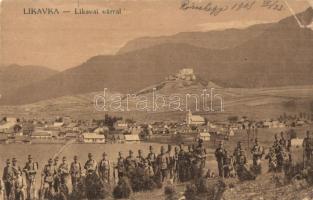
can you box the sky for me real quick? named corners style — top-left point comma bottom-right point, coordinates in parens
top-left (0, 0), bottom-right (311, 71)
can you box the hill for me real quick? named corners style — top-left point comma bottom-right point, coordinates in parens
top-left (0, 64), bottom-right (58, 97)
top-left (0, 80), bottom-right (312, 122)
top-left (0, 8), bottom-right (312, 105)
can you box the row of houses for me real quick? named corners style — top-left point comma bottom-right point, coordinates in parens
top-left (0, 116), bottom-right (142, 144)
top-left (82, 133), bottom-right (141, 143)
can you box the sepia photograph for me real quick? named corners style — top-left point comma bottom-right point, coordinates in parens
top-left (0, 0), bottom-right (313, 199)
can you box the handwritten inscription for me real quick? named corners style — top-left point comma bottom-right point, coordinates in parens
top-left (180, 0), bottom-right (285, 16)
top-left (262, 0), bottom-right (284, 11)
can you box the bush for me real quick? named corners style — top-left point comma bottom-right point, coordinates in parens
top-left (185, 178), bottom-right (227, 200)
top-left (164, 185), bottom-right (179, 200)
top-left (113, 177), bottom-right (132, 199)
top-left (129, 167), bottom-right (159, 192)
top-left (184, 184), bottom-right (198, 200)
top-left (84, 173), bottom-right (111, 199)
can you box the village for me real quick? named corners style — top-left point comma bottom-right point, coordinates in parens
top-left (0, 110), bottom-right (312, 146)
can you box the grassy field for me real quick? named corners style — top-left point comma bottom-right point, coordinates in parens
top-left (1, 125), bottom-right (311, 175)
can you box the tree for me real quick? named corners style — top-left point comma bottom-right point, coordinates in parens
top-left (227, 116), bottom-right (238, 123)
top-left (204, 117), bottom-right (209, 125)
top-left (102, 114), bottom-right (123, 130)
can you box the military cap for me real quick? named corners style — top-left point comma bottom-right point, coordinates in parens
top-left (54, 156), bottom-right (59, 161)
top-left (12, 158), bottom-right (17, 162)
top-left (102, 152), bottom-right (107, 156)
top-left (129, 150), bottom-right (133, 154)
top-left (6, 159), bottom-right (10, 164)
top-left (28, 155), bottom-right (32, 159)
top-left (62, 156), bottom-right (66, 161)
top-left (48, 158), bottom-right (53, 163)
top-left (88, 153), bottom-right (93, 157)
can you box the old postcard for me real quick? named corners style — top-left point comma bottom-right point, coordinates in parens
top-left (0, 0), bottom-right (313, 199)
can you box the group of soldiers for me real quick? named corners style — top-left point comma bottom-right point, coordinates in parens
top-left (214, 140), bottom-right (254, 180)
top-left (265, 132), bottom-right (292, 173)
top-left (114, 139), bottom-right (208, 183)
top-left (2, 131), bottom-right (312, 199)
top-left (1, 139), bottom-right (208, 199)
top-left (214, 131), bottom-right (313, 181)
top-left (2, 155), bottom-right (38, 200)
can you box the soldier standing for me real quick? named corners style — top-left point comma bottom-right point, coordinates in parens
top-left (98, 152), bottom-right (110, 184)
top-left (2, 159), bottom-right (14, 200)
top-left (12, 158), bottom-right (21, 179)
top-left (146, 146), bottom-right (157, 176)
top-left (177, 144), bottom-right (186, 182)
top-left (125, 150), bottom-right (137, 176)
top-left (215, 141), bottom-right (226, 177)
top-left (223, 151), bottom-right (235, 178)
top-left (41, 158), bottom-right (57, 197)
top-left (303, 131), bottom-right (312, 165)
top-left (84, 153), bottom-right (98, 176)
top-left (173, 147), bottom-right (179, 182)
top-left (58, 156), bottom-right (70, 193)
top-left (194, 139), bottom-right (207, 178)
top-left (136, 150), bottom-right (147, 169)
top-left (52, 156), bottom-right (60, 193)
top-left (166, 144), bottom-right (175, 181)
top-left (185, 145), bottom-right (194, 180)
top-left (236, 149), bottom-right (247, 180)
top-left (273, 134), bottom-right (280, 154)
top-left (265, 147), bottom-right (277, 172)
top-left (156, 146), bottom-right (169, 182)
top-left (70, 155), bottom-right (81, 192)
top-left (251, 139), bottom-right (264, 174)
top-left (23, 155), bottom-right (38, 200)
top-left (279, 132), bottom-right (287, 149)
top-left (14, 170), bottom-right (25, 200)
top-left (115, 152), bottom-right (126, 179)
top-left (233, 141), bottom-right (243, 165)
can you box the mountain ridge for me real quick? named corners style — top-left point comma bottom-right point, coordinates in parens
top-left (117, 23), bottom-right (274, 54)
top-left (0, 8), bottom-right (312, 105)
